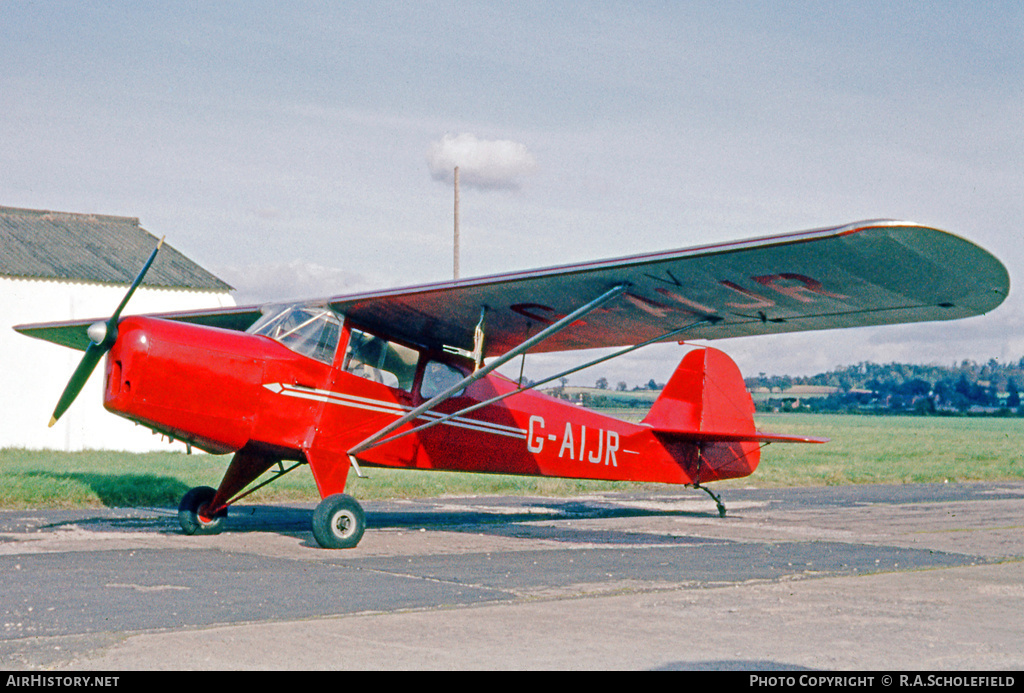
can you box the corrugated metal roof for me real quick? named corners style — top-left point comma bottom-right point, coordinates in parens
top-left (0, 206), bottom-right (232, 291)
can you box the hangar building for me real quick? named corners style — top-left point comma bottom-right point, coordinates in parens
top-left (1, 206), bottom-right (236, 451)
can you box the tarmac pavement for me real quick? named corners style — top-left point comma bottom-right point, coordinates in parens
top-left (0, 481), bottom-right (1021, 670)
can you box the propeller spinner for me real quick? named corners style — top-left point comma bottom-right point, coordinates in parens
top-left (49, 237), bottom-right (165, 427)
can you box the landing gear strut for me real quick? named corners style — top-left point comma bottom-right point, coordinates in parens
top-left (175, 450), bottom-right (368, 549)
top-left (693, 443), bottom-right (727, 518)
top-left (694, 482), bottom-right (727, 518)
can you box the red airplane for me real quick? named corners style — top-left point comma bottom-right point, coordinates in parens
top-left (15, 221), bottom-right (1009, 548)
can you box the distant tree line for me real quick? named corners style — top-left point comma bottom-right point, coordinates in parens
top-left (746, 358), bottom-right (1024, 415)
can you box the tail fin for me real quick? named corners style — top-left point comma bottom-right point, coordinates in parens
top-left (643, 347), bottom-right (755, 437)
top-left (642, 347), bottom-right (825, 484)
top-left (643, 347), bottom-right (827, 444)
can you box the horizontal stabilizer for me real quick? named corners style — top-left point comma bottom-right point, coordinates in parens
top-left (654, 429), bottom-right (828, 444)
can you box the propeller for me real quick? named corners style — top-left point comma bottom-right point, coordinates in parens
top-left (49, 237), bottom-right (165, 427)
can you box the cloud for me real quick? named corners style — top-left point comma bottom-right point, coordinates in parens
top-left (212, 260), bottom-right (390, 305)
top-left (426, 133), bottom-right (537, 191)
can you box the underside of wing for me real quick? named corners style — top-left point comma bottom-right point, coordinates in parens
top-left (329, 220), bottom-right (1009, 357)
top-left (15, 221), bottom-right (1009, 359)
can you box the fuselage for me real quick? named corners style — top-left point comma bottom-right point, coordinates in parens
top-left (104, 308), bottom-right (760, 499)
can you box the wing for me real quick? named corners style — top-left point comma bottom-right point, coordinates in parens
top-left (15, 306), bottom-right (264, 352)
top-left (329, 220), bottom-right (1009, 356)
top-left (15, 221), bottom-right (1009, 358)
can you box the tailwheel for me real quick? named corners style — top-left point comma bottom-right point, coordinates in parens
top-left (312, 494), bottom-right (366, 549)
top-left (178, 486), bottom-right (227, 535)
top-left (693, 482), bottom-right (727, 518)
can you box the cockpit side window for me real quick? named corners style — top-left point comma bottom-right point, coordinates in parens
top-left (343, 328), bottom-right (420, 391)
top-left (248, 306), bottom-right (342, 364)
top-left (421, 360), bottom-right (468, 399)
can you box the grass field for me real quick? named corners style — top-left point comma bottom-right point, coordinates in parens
top-left (746, 413), bottom-right (1024, 486)
top-left (1, 413), bottom-right (1021, 509)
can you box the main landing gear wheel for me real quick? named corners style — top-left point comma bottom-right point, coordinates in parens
top-left (312, 494), bottom-right (366, 549)
top-left (178, 486), bottom-right (227, 535)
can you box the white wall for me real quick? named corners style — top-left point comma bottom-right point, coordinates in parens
top-left (1, 277), bottom-right (236, 451)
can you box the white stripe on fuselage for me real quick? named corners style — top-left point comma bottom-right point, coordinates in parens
top-left (263, 383), bottom-right (528, 440)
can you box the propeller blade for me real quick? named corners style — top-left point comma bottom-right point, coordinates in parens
top-left (47, 237), bottom-right (166, 427)
top-left (110, 237), bottom-right (164, 325)
top-left (49, 343), bottom-right (105, 427)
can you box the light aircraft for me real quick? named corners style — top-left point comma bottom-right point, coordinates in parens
top-left (15, 221), bottom-right (1009, 548)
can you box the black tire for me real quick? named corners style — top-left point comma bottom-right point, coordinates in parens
top-left (312, 494), bottom-right (365, 549)
top-left (178, 486), bottom-right (227, 535)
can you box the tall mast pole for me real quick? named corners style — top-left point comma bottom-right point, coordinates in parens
top-left (453, 166), bottom-right (460, 280)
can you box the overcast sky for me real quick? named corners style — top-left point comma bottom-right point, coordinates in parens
top-left (3, 1), bottom-right (1021, 384)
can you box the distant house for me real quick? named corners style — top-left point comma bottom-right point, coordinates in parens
top-left (1, 206), bottom-right (236, 451)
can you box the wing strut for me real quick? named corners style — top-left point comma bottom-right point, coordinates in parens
top-left (346, 284), bottom-right (628, 457)
top-left (356, 317), bottom-right (717, 453)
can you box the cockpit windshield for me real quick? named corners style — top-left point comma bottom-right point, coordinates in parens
top-left (248, 305), bottom-right (342, 364)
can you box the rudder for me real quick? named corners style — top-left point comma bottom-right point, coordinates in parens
top-left (642, 347), bottom-right (761, 484)
top-left (642, 347), bottom-right (756, 439)
top-left (642, 347), bottom-right (826, 485)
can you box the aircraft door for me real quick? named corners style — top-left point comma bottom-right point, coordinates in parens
top-left (309, 326), bottom-right (424, 476)
top-left (250, 306), bottom-right (343, 452)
